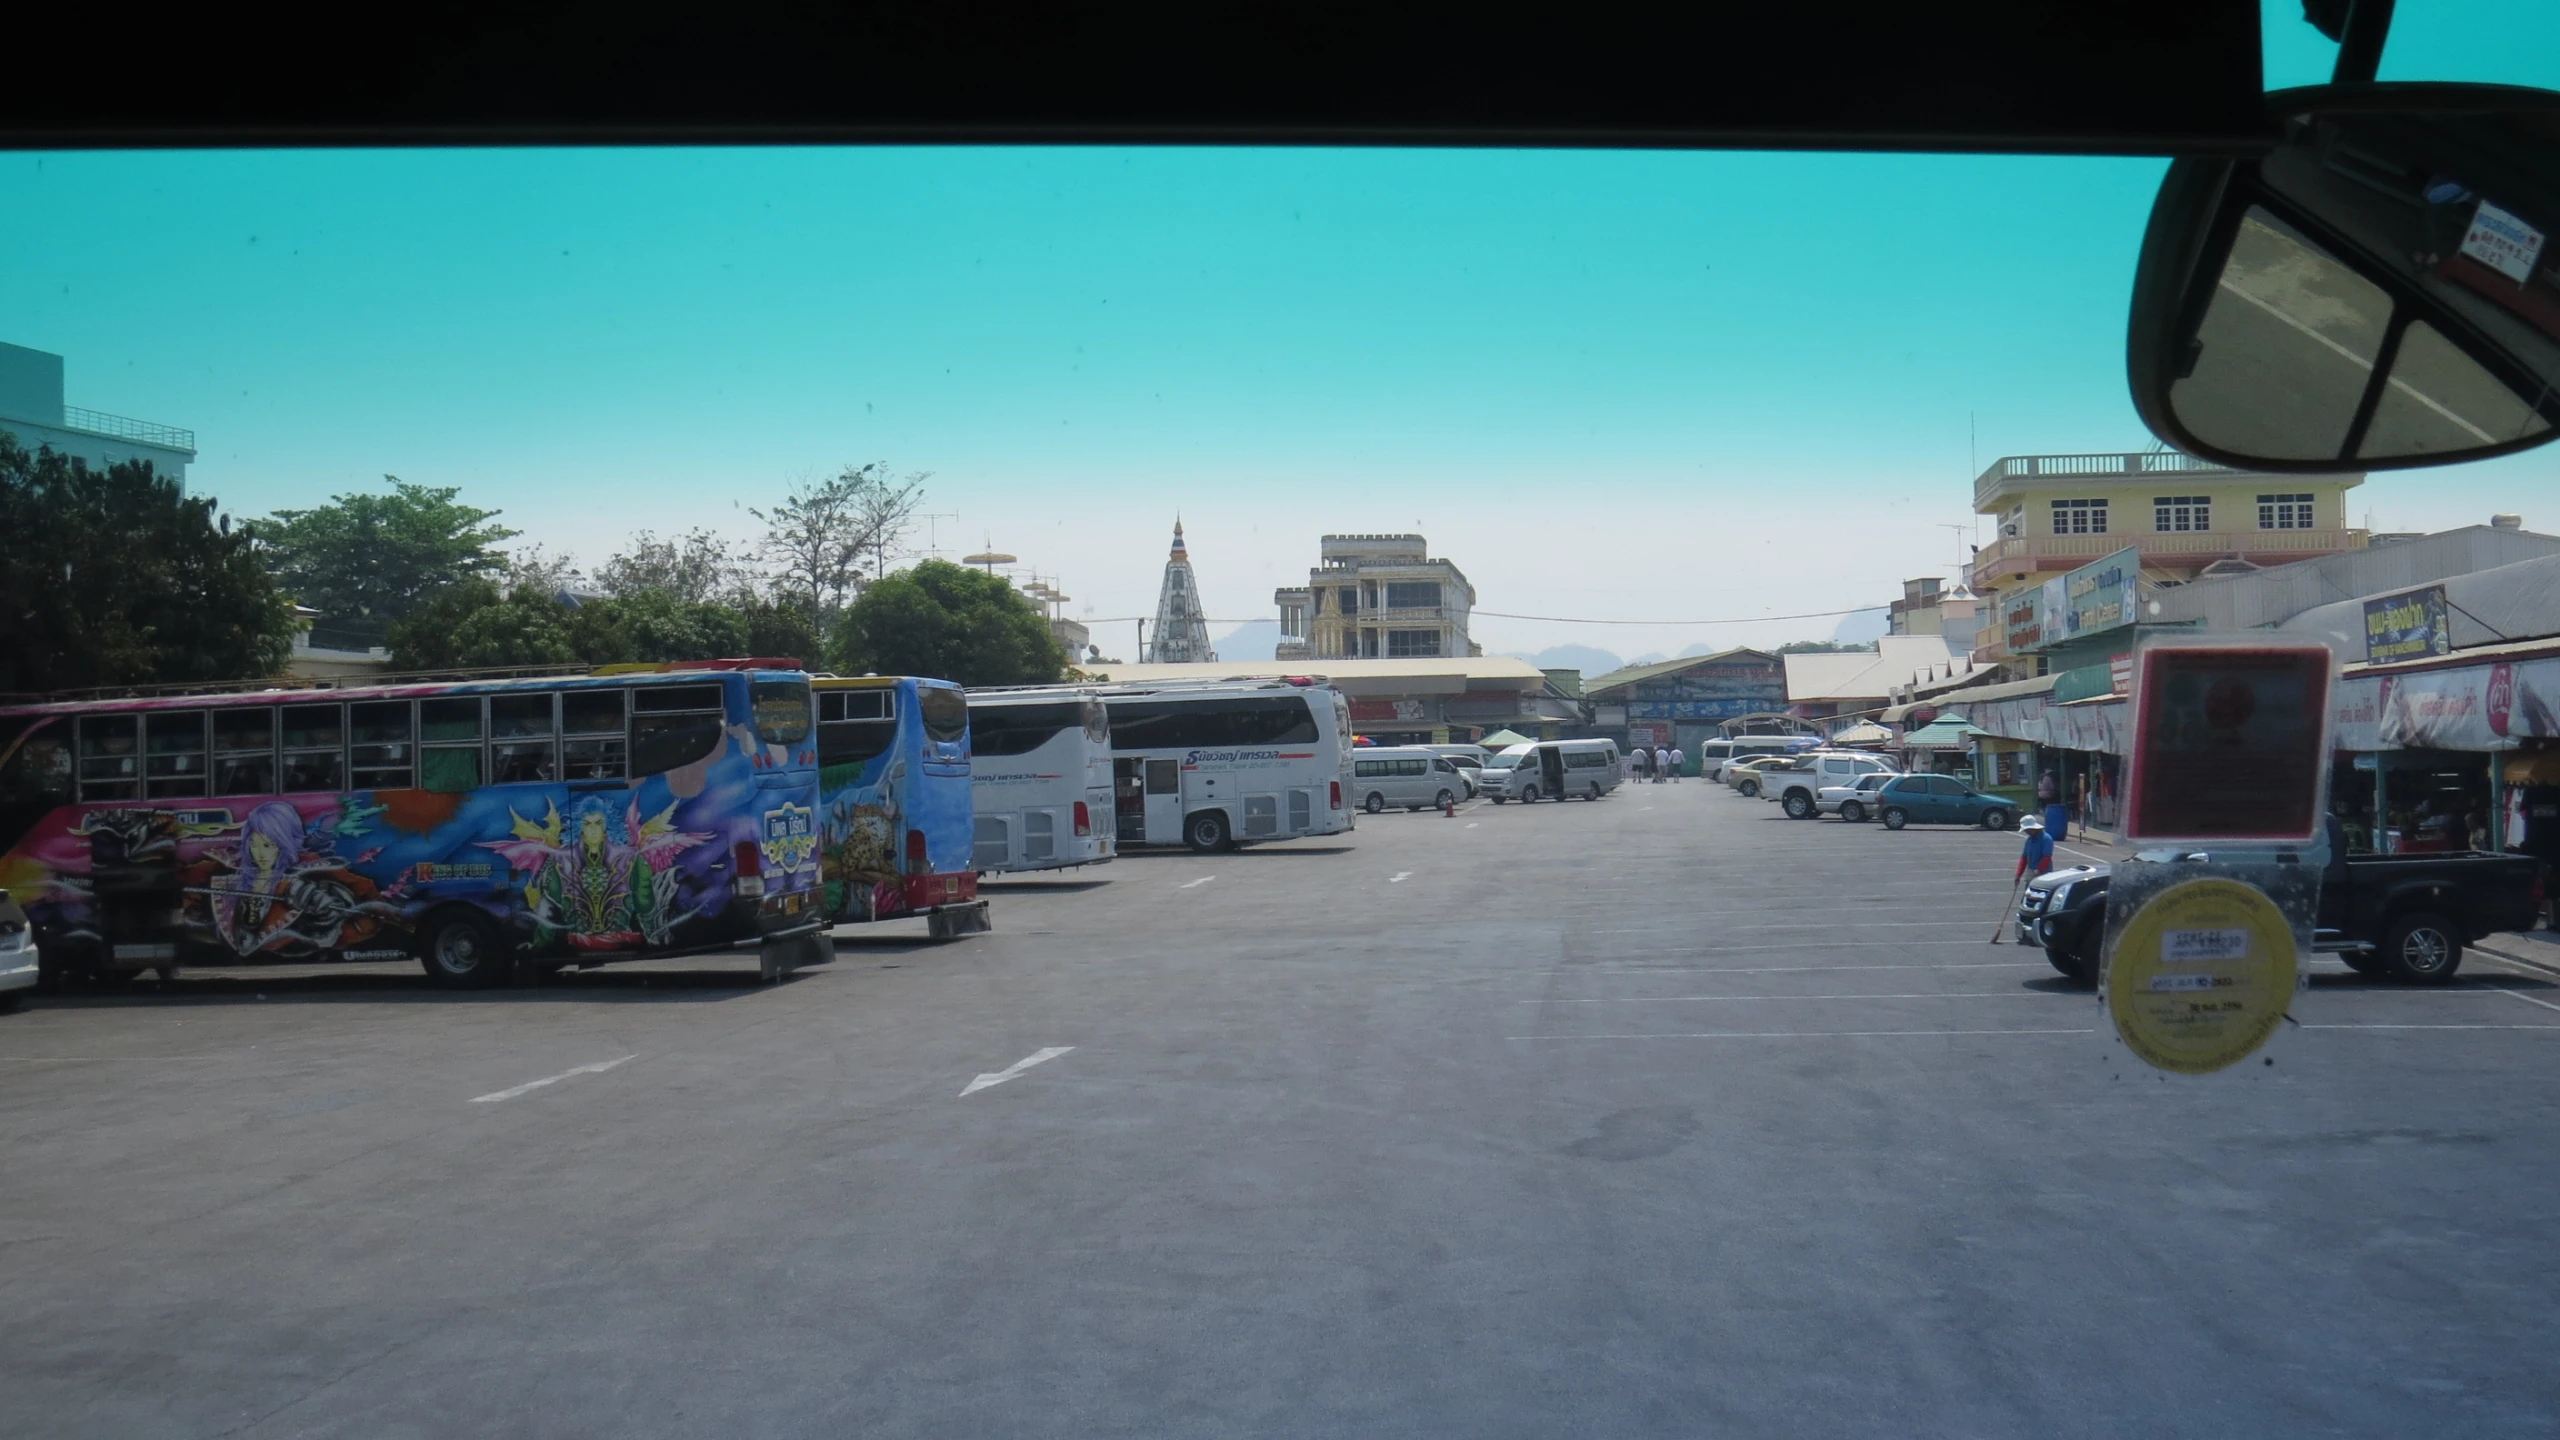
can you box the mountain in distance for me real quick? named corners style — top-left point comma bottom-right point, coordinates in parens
top-left (1830, 607), bottom-right (1892, 644)
top-left (1502, 643), bottom-right (1624, 676)
top-left (1212, 620), bottom-right (1282, 662)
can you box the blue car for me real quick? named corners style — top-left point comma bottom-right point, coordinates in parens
top-left (1872, 774), bottom-right (2017, 831)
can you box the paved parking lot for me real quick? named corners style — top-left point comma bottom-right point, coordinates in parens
top-left (6, 783), bottom-right (2560, 1437)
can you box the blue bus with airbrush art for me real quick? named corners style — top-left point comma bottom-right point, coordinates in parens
top-left (810, 675), bottom-right (990, 940)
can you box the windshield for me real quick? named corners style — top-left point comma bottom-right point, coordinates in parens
top-left (8, 8), bottom-right (2559, 1432)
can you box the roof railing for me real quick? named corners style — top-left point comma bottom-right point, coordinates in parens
top-left (57, 405), bottom-right (197, 452)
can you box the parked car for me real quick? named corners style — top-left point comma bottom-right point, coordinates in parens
top-left (1817, 770), bottom-right (1901, 822)
top-left (1869, 773), bottom-right (2016, 830)
top-left (1724, 756), bottom-right (1793, 797)
top-left (0, 893), bottom-right (33, 1014)
top-left (1482, 739), bottom-right (1621, 802)
top-left (1697, 736), bottom-right (1813, 782)
top-left (1350, 746), bottom-right (1471, 812)
top-left (2018, 817), bottom-right (2543, 985)
top-left (1756, 751), bottom-right (1899, 819)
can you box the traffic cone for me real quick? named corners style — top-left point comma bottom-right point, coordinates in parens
top-left (1443, 793), bottom-right (1457, 818)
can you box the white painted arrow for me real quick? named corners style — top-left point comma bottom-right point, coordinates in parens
top-left (961, 1046), bottom-right (1076, 1097)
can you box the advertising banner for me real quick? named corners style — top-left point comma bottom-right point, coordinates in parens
top-left (2361, 585), bottom-right (2452, 665)
top-left (2002, 587), bottom-right (2047, 654)
top-left (2057, 547), bottom-right (2140, 646)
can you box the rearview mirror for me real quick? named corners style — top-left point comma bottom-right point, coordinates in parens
top-left (2129, 84), bottom-right (2560, 472)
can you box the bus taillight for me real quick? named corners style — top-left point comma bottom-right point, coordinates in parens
top-left (1073, 801), bottom-right (1091, 837)
top-left (733, 839), bottom-right (764, 898)
top-left (906, 828), bottom-right (928, 870)
top-left (1329, 780), bottom-right (1342, 810)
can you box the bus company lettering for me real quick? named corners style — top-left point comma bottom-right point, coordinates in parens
top-left (408, 861), bottom-right (492, 883)
top-left (761, 802), bottom-right (818, 878)
top-left (1183, 750), bottom-right (1315, 765)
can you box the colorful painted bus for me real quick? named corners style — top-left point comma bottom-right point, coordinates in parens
top-left (0, 663), bottom-right (827, 988)
top-left (811, 676), bottom-right (991, 939)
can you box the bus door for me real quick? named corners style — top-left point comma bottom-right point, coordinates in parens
top-left (1538, 746), bottom-right (1567, 797)
top-left (1114, 757), bottom-right (1147, 843)
top-left (1143, 758), bottom-right (1183, 841)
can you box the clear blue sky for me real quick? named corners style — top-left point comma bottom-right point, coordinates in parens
top-left (3, 1), bottom-right (2554, 661)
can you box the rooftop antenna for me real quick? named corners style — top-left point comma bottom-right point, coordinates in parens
top-left (915, 511), bottom-right (961, 558)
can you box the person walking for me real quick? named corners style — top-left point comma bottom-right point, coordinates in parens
top-left (1668, 746), bottom-right (1684, 782)
top-left (1653, 746), bottom-right (1671, 783)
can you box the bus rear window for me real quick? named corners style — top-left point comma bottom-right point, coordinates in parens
top-left (919, 687), bottom-right (968, 745)
top-left (753, 681), bottom-right (812, 746)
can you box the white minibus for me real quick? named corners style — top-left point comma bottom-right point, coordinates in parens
top-left (1350, 746), bottom-right (1473, 812)
top-left (1482, 738), bottom-right (1622, 803)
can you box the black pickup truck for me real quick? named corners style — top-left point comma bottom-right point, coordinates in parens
top-left (2017, 817), bottom-right (2543, 985)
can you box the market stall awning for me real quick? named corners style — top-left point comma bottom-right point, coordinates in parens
top-left (1829, 720), bottom-right (1893, 746)
top-left (1481, 727), bottom-right (1533, 747)
top-left (1901, 719), bottom-right (1985, 749)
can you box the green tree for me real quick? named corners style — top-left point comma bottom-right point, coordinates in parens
top-left (565, 591), bottom-right (751, 666)
top-left (0, 435), bottom-right (293, 692)
top-left (831, 559), bottom-right (1066, 686)
top-left (752, 462), bottom-right (926, 626)
top-left (732, 594), bottom-right (823, 668)
top-left (263, 477), bottom-right (518, 645)
top-left (386, 581), bottom-right (579, 670)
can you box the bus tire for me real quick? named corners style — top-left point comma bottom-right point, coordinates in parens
top-left (1364, 792), bottom-right (1386, 814)
top-left (1185, 810), bottom-right (1232, 854)
top-left (418, 907), bottom-right (511, 989)
top-left (1586, 784), bottom-right (1602, 801)
top-left (1522, 785), bottom-right (1541, 804)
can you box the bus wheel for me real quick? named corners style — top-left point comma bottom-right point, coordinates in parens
top-left (1365, 792), bottom-right (1386, 814)
top-left (1185, 810), bottom-right (1232, 854)
top-left (1522, 785), bottom-right (1541, 803)
top-left (419, 908), bottom-right (511, 989)
top-left (1586, 784), bottom-right (1602, 801)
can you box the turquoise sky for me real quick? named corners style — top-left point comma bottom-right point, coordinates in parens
top-left (3, 1), bottom-right (2555, 660)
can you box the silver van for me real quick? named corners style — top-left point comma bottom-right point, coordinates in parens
top-left (1483, 739), bottom-right (1622, 803)
top-left (1349, 746), bottom-right (1472, 812)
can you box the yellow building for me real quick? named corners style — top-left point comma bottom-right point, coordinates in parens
top-left (1969, 451), bottom-right (2366, 669)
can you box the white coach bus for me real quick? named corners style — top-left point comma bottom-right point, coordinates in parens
top-left (964, 690), bottom-right (1117, 873)
top-left (1087, 678), bottom-right (1356, 852)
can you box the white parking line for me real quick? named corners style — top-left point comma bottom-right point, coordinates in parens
top-left (2298, 1023), bottom-right (2560, 1031)
top-left (1578, 961), bottom-right (2050, 975)
top-left (1508, 1027), bottom-right (2096, 1041)
top-left (1531, 992), bottom-right (2056, 1004)
top-left (2489, 984), bottom-right (2560, 1015)
top-left (1178, 876), bottom-right (1216, 890)
top-left (1389, 871), bottom-right (1412, 884)
top-left (471, 1055), bottom-right (635, 1104)
top-left (961, 1046), bottom-right (1075, 1096)
top-left (1465, 822), bottom-right (1479, 829)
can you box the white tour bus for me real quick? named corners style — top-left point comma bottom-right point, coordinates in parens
top-left (965, 689), bottom-right (1117, 873)
top-left (1090, 679), bottom-right (1356, 852)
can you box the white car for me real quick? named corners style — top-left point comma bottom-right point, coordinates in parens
top-left (0, 894), bottom-right (34, 1014)
top-left (1817, 770), bottom-right (1902, 822)
top-left (1758, 751), bottom-right (1899, 818)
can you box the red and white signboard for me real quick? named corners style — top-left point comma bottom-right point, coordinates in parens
top-left (2122, 643), bottom-right (2334, 844)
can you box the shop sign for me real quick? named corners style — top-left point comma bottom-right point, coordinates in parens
top-left (2109, 653), bottom-right (2133, 696)
top-left (2362, 585), bottom-right (2452, 665)
top-left (1349, 698), bottom-right (1429, 724)
top-left (2058, 547), bottom-right (2141, 646)
top-left (2002, 587), bottom-right (2047, 654)
top-left (2123, 643), bottom-right (2334, 843)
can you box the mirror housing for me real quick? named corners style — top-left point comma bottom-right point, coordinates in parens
top-left (2129, 83), bottom-right (2560, 472)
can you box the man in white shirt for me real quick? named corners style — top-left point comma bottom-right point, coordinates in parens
top-left (1652, 746), bottom-right (1670, 782)
top-left (1668, 746), bottom-right (1684, 782)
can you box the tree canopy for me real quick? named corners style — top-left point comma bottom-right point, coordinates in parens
top-left (262, 477), bottom-right (518, 645)
top-left (831, 559), bottom-right (1066, 687)
top-left (0, 436), bottom-right (294, 693)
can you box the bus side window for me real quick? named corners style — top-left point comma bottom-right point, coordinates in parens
top-left (490, 692), bottom-right (557, 784)
top-left (632, 684), bottom-right (726, 778)
top-left (281, 704), bottom-right (346, 793)
top-left (420, 696), bottom-right (486, 794)
top-left (145, 710), bottom-right (210, 799)
top-left (76, 713), bottom-right (140, 801)
top-left (213, 707), bottom-right (277, 796)
top-left (561, 689), bottom-right (628, 781)
top-left (0, 720), bottom-right (73, 807)
top-left (349, 701), bottom-right (415, 791)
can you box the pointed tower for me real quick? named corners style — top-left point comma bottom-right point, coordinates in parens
top-left (1147, 518), bottom-right (1218, 663)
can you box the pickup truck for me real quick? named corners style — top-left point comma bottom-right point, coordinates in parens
top-left (1752, 751), bottom-right (1897, 819)
top-left (2016, 817), bottom-right (2542, 985)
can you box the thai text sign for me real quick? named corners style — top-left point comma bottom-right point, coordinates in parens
top-left (2361, 585), bottom-right (2451, 665)
top-left (2002, 587), bottom-right (2046, 654)
top-left (2123, 643), bottom-right (2333, 843)
top-left (2057, 547), bottom-right (2140, 646)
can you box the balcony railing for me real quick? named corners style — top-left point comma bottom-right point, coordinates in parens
top-left (1973, 451), bottom-right (2235, 509)
top-left (58, 405), bottom-right (196, 452)
top-left (1969, 528), bottom-right (2367, 592)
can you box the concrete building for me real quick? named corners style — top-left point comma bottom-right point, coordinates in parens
top-left (1969, 449), bottom-right (2366, 674)
top-left (1079, 656), bottom-right (1564, 745)
top-left (1585, 650), bottom-right (1791, 756)
top-left (0, 341), bottom-right (197, 487)
top-left (1274, 534), bottom-right (1479, 662)
top-left (1887, 577), bottom-right (1984, 656)
top-left (1781, 636), bottom-right (1974, 721)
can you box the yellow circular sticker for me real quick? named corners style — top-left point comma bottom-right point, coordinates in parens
top-left (2104, 876), bottom-right (2298, 1075)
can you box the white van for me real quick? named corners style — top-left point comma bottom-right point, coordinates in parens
top-left (1349, 746), bottom-right (1473, 812)
top-left (1483, 739), bottom-right (1622, 803)
top-left (1696, 735), bottom-right (1812, 781)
